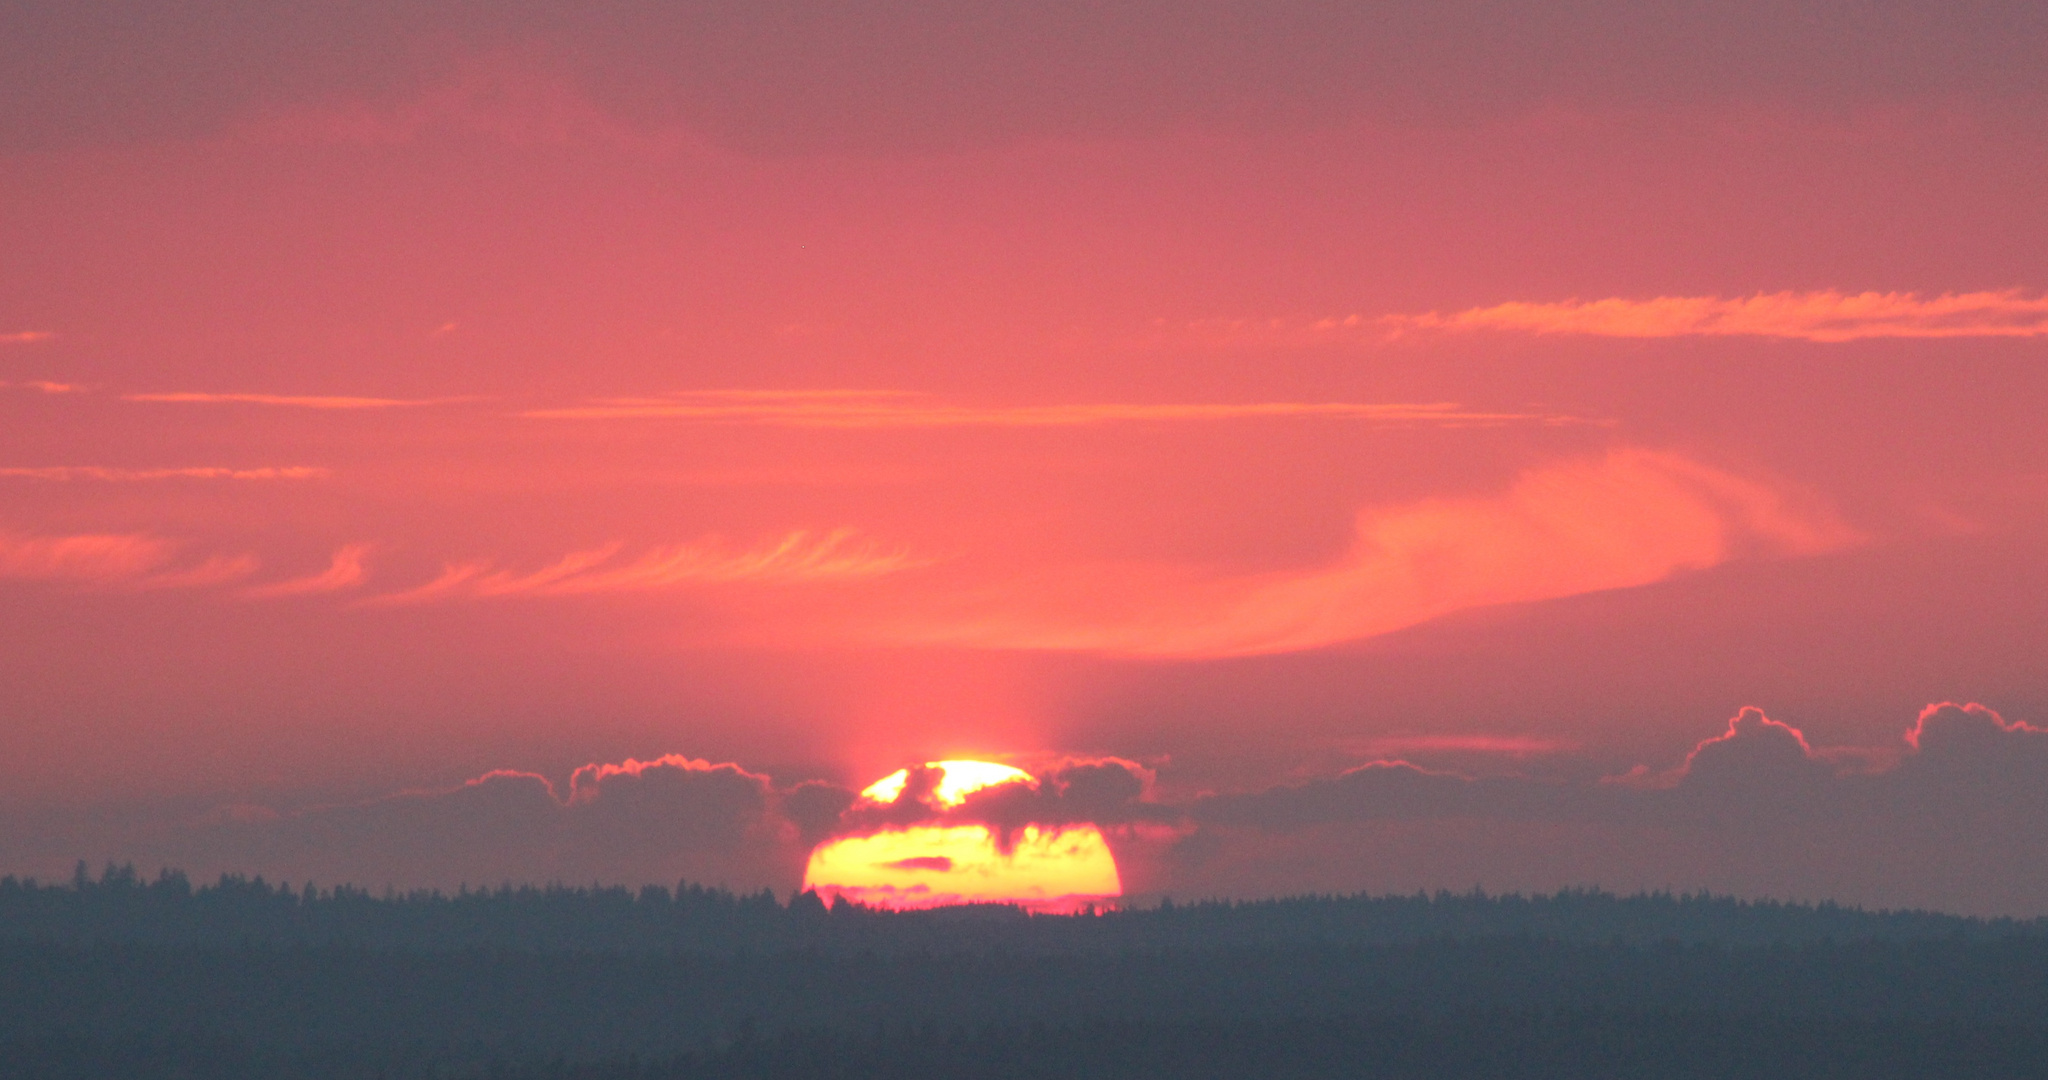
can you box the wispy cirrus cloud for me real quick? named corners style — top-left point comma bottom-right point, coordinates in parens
top-left (0, 530), bottom-right (177, 583)
top-left (124, 392), bottom-right (452, 409)
top-left (360, 529), bottom-right (922, 607)
top-left (0, 380), bottom-right (86, 393)
top-left (867, 448), bottom-right (1860, 658)
top-left (1347, 735), bottom-right (1573, 758)
top-left (0, 332), bottom-right (55, 345)
top-left (523, 390), bottom-right (1591, 428)
top-left (133, 555), bottom-right (262, 591)
top-left (1383, 289), bottom-right (2048, 343)
top-left (0, 528), bottom-right (258, 590)
top-left (0, 466), bottom-right (329, 482)
top-left (241, 544), bottom-right (372, 600)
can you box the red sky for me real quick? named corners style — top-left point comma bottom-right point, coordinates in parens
top-left (6, 1), bottom-right (2048, 912)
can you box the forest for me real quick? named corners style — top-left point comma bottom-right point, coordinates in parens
top-left (4, 865), bottom-right (2047, 1078)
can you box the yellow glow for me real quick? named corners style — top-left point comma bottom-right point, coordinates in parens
top-left (804, 823), bottom-right (1121, 913)
top-left (809, 760), bottom-right (1122, 913)
top-left (858, 759), bottom-right (1032, 807)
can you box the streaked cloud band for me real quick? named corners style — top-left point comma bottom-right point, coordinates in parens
top-left (125, 392), bottom-right (450, 409)
top-left (524, 396), bottom-right (1591, 427)
top-left (1386, 289), bottom-right (2048, 343)
top-left (0, 466), bottom-right (329, 481)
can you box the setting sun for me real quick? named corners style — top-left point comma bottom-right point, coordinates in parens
top-left (803, 761), bottom-right (1122, 913)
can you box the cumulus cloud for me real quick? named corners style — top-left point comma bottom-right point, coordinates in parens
top-left (871, 448), bottom-right (1860, 657)
top-left (359, 529), bottom-right (922, 606)
top-left (240, 544), bottom-right (371, 599)
top-left (1905, 700), bottom-right (2048, 751)
top-left (151, 756), bottom-right (843, 893)
top-left (522, 391), bottom-right (1592, 428)
top-left (1886, 702), bottom-right (2048, 822)
top-left (1383, 290), bottom-right (2048, 342)
top-left (1159, 701), bottom-right (2048, 914)
top-left (1605, 706), bottom-right (1832, 792)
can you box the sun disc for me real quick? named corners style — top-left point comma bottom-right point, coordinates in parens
top-left (810, 760), bottom-right (1122, 913)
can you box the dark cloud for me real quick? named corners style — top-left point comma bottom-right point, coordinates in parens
top-left (1161, 702), bottom-right (2048, 914)
top-left (829, 757), bottom-right (1171, 844)
top-left (781, 780), bottom-right (860, 845)
top-left (18, 703), bottom-right (2048, 913)
top-left (1197, 761), bottom-right (1488, 828)
top-left (5, 1), bottom-right (2045, 153)
top-left (133, 758), bottom-right (843, 894)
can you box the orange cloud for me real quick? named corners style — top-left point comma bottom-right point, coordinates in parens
top-left (0, 530), bottom-right (176, 582)
top-left (0, 466), bottom-right (329, 481)
top-left (1384, 289), bottom-right (2048, 342)
top-left (0, 332), bottom-right (55, 345)
top-left (124, 392), bottom-right (450, 409)
top-left (0, 379), bottom-right (84, 393)
top-left (361, 529), bottom-right (920, 607)
top-left (523, 392), bottom-right (1593, 428)
top-left (869, 449), bottom-right (1860, 657)
top-left (0, 528), bottom-right (262, 590)
top-left (241, 544), bottom-right (371, 599)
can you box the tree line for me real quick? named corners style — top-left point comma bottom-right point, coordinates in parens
top-left (6, 864), bottom-right (2048, 1078)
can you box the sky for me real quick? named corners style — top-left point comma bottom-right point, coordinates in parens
top-left (5, 0), bottom-right (2048, 913)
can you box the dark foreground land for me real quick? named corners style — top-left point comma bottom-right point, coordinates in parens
top-left (5, 867), bottom-right (2048, 1078)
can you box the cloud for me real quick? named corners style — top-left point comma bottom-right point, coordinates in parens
top-left (1887, 703), bottom-right (2048, 822)
top-left (870, 448), bottom-right (1860, 657)
top-left (39, 701), bottom-right (2048, 912)
top-left (0, 528), bottom-right (259, 590)
top-left (360, 529), bottom-right (922, 606)
top-left (241, 544), bottom-right (371, 599)
top-left (1905, 700), bottom-right (2048, 751)
top-left (0, 379), bottom-right (84, 393)
top-left (1195, 761), bottom-right (1489, 830)
top-left (830, 758), bottom-right (1168, 843)
top-left (132, 555), bottom-right (262, 590)
top-left (1605, 706), bottom-right (1831, 792)
top-left (0, 466), bottom-right (329, 481)
top-left (1154, 701), bottom-right (2048, 913)
top-left (124, 392), bottom-right (450, 409)
top-left (1383, 290), bottom-right (2048, 342)
top-left (0, 529), bottom-right (176, 583)
top-left (0, 332), bottom-right (55, 345)
top-left (147, 755), bottom-right (841, 893)
top-left (522, 391), bottom-right (1593, 428)
top-left (1349, 735), bottom-right (1570, 757)
top-left (8, 3), bottom-right (2037, 157)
